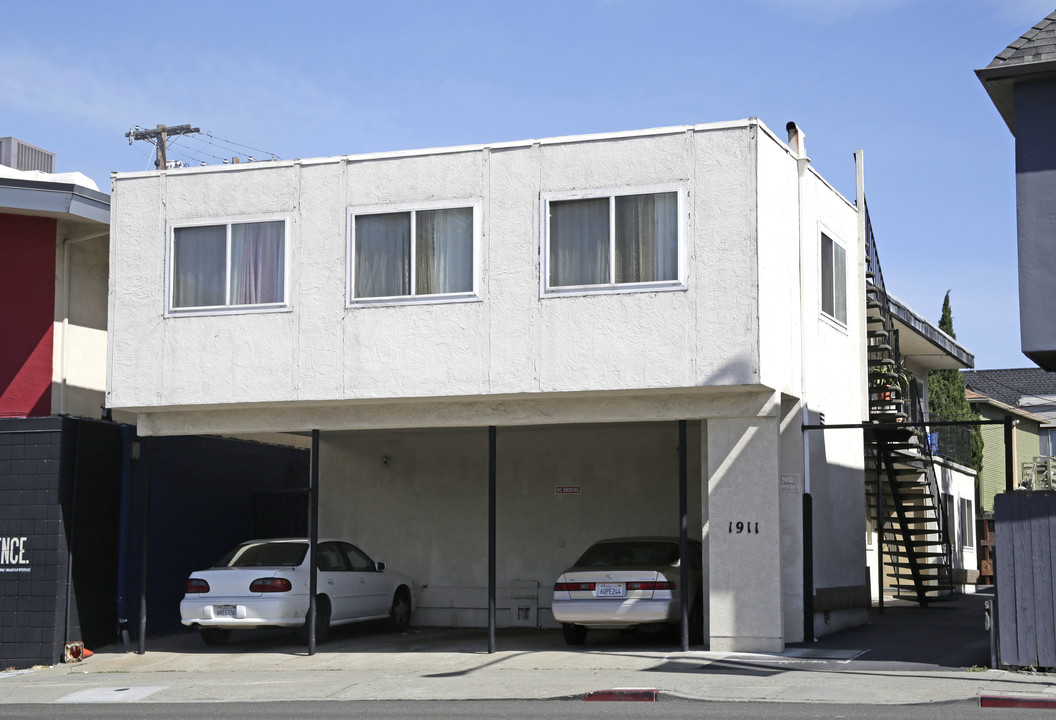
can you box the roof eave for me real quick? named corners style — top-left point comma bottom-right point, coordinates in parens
top-left (0, 177), bottom-right (110, 226)
top-left (888, 293), bottom-right (974, 370)
top-left (976, 59), bottom-right (1056, 135)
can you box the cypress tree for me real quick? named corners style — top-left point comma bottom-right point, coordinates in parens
top-left (927, 291), bottom-right (983, 471)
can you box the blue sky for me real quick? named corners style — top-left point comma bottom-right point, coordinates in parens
top-left (2, 0), bottom-right (1050, 370)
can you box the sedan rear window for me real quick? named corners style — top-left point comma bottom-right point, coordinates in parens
top-left (218, 542), bottom-right (307, 568)
top-left (574, 541), bottom-right (680, 567)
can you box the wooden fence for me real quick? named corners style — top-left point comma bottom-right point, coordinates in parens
top-left (994, 491), bottom-right (1056, 668)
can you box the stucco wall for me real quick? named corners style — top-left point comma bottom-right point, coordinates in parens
top-left (107, 123), bottom-right (829, 414)
top-left (318, 422), bottom-right (702, 628)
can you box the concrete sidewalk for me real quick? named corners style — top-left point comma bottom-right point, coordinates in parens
top-left (1, 589), bottom-right (1054, 705)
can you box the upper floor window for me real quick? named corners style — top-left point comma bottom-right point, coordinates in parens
top-left (542, 186), bottom-right (684, 295)
top-left (820, 233), bottom-right (847, 324)
top-left (170, 218), bottom-right (288, 314)
top-left (350, 202), bottom-right (479, 304)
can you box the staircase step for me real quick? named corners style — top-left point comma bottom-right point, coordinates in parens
top-left (887, 559), bottom-right (951, 567)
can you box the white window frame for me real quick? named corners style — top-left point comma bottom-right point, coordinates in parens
top-left (347, 198), bottom-right (482, 307)
top-left (819, 230), bottom-right (848, 326)
top-left (540, 183), bottom-right (687, 297)
top-left (166, 213), bottom-right (292, 318)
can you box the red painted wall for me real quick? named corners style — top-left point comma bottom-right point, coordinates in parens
top-left (0, 213), bottom-right (56, 417)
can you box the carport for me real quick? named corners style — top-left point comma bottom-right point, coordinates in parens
top-left (129, 387), bottom-right (816, 657)
top-left (128, 385), bottom-right (825, 657)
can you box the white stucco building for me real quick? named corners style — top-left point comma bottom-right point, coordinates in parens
top-left (108, 118), bottom-right (871, 652)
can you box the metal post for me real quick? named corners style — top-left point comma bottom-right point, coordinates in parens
top-left (678, 420), bottom-right (689, 651)
top-left (308, 429), bottom-right (320, 656)
top-left (1004, 415), bottom-right (1015, 494)
top-left (802, 493), bottom-right (814, 639)
top-left (488, 426), bottom-right (497, 654)
top-left (63, 420), bottom-right (79, 655)
top-left (875, 438), bottom-right (885, 612)
top-left (138, 436), bottom-right (151, 654)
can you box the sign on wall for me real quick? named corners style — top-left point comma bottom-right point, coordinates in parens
top-left (0, 536), bottom-right (31, 573)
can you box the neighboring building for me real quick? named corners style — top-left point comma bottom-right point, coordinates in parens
top-left (963, 367), bottom-right (1056, 500)
top-left (0, 153), bottom-right (112, 668)
top-left (863, 293), bottom-right (976, 596)
top-left (977, 12), bottom-right (1056, 371)
top-left (965, 388), bottom-right (1048, 509)
top-left (108, 118), bottom-right (970, 652)
top-left (0, 142), bottom-right (309, 669)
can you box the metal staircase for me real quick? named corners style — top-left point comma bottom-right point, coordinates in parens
top-left (863, 202), bottom-right (956, 605)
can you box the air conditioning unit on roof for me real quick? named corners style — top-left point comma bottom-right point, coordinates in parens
top-left (0, 137), bottom-right (55, 173)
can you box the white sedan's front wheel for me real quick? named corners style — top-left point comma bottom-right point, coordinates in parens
top-left (388, 589), bottom-right (411, 632)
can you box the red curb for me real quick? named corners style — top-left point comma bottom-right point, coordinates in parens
top-left (980, 695), bottom-right (1056, 709)
top-left (584, 689), bottom-right (658, 702)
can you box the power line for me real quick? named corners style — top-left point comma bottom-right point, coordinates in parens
top-left (202, 131), bottom-right (279, 159)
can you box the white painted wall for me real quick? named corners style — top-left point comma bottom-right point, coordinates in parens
top-left (107, 122), bottom-right (831, 415)
top-left (318, 422), bottom-right (702, 628)
top-left (52, 229), bottom-right (110, 420)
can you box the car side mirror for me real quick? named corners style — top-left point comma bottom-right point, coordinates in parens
top-left (374, 561), bottom-right (386, 572)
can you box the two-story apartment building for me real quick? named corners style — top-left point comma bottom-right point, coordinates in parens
top-left (108, 118), bottom-right (870, 652)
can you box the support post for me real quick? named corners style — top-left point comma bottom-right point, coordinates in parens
top-left (678, 420), bottom-right (689, 651)
top-left (1004, 415), bottom-right (1015, 494)
top-left (802, 493), bottom-right (814, 638)
top-left (308, 429), bottom-right (320, 656)
top-left (875, 437), bottom-right (884, 612)
top-left (488, 426), bottom-right (497, 654)
top-left (138, 436), bottom-right (151, 655)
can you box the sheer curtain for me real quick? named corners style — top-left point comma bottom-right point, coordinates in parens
top-left (615, 192), bottom-right (677, 283)
top-left (355, 213), bottom-right (410, 298)
top-left (416, 207), bottom-right (473, 295)
top-left (231, 221), bottom-right (285, 305)
top-left (549, 198), bottom-right (609, 287)
top-left (833, 240), bottom-right (847, 324)
top-left (173, 225), bottom-right (226, 307)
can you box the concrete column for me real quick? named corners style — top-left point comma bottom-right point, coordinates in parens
top-left (707, 412), bottom-right (783, 652)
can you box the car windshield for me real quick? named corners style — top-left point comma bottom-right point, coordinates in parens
top-left (217, 541), bottom-right (307, 568)
top-left (574, 541), bottom-right (679, 567)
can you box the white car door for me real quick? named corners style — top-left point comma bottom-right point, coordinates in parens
top-left (317, 542), bottom-right (356, 620)
top-left (341, 543), bottom-right (392, 618)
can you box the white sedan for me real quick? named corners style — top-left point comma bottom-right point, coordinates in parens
top-left (552, 536), bottom-right (703, 645)
top-left (180, 538), bottom-right (416, 645)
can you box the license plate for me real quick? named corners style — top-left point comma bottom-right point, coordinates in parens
top-left (214, 605), bottom-right (236, 618)
top-left (596, 583), bottom-right (625, 598)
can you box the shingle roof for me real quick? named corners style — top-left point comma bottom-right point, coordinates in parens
top-left (961, 367), bottom-right (1056, 407)
top-left (976, 11), bottom-right (1056, 133)
top-left (984, 12), bottom-right (1056, 70)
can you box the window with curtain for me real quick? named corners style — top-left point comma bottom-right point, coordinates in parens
top-left (171, 219), bottom-right (286, 311)
top-left (820, 233), bottom-right (847, 324)
top-left (546, 189), bottom-right (679, 292)
top-left (352, 205), bottom-right (475, 301)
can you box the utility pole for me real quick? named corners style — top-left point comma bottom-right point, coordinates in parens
top-left (125, 124), bottom-right (200, 170)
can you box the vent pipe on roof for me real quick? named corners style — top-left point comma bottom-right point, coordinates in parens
top-left (786, 122), bottom-right (807, 159)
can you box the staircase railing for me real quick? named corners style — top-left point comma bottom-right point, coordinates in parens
top-left (913, 383), bottom-right (955, 590)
